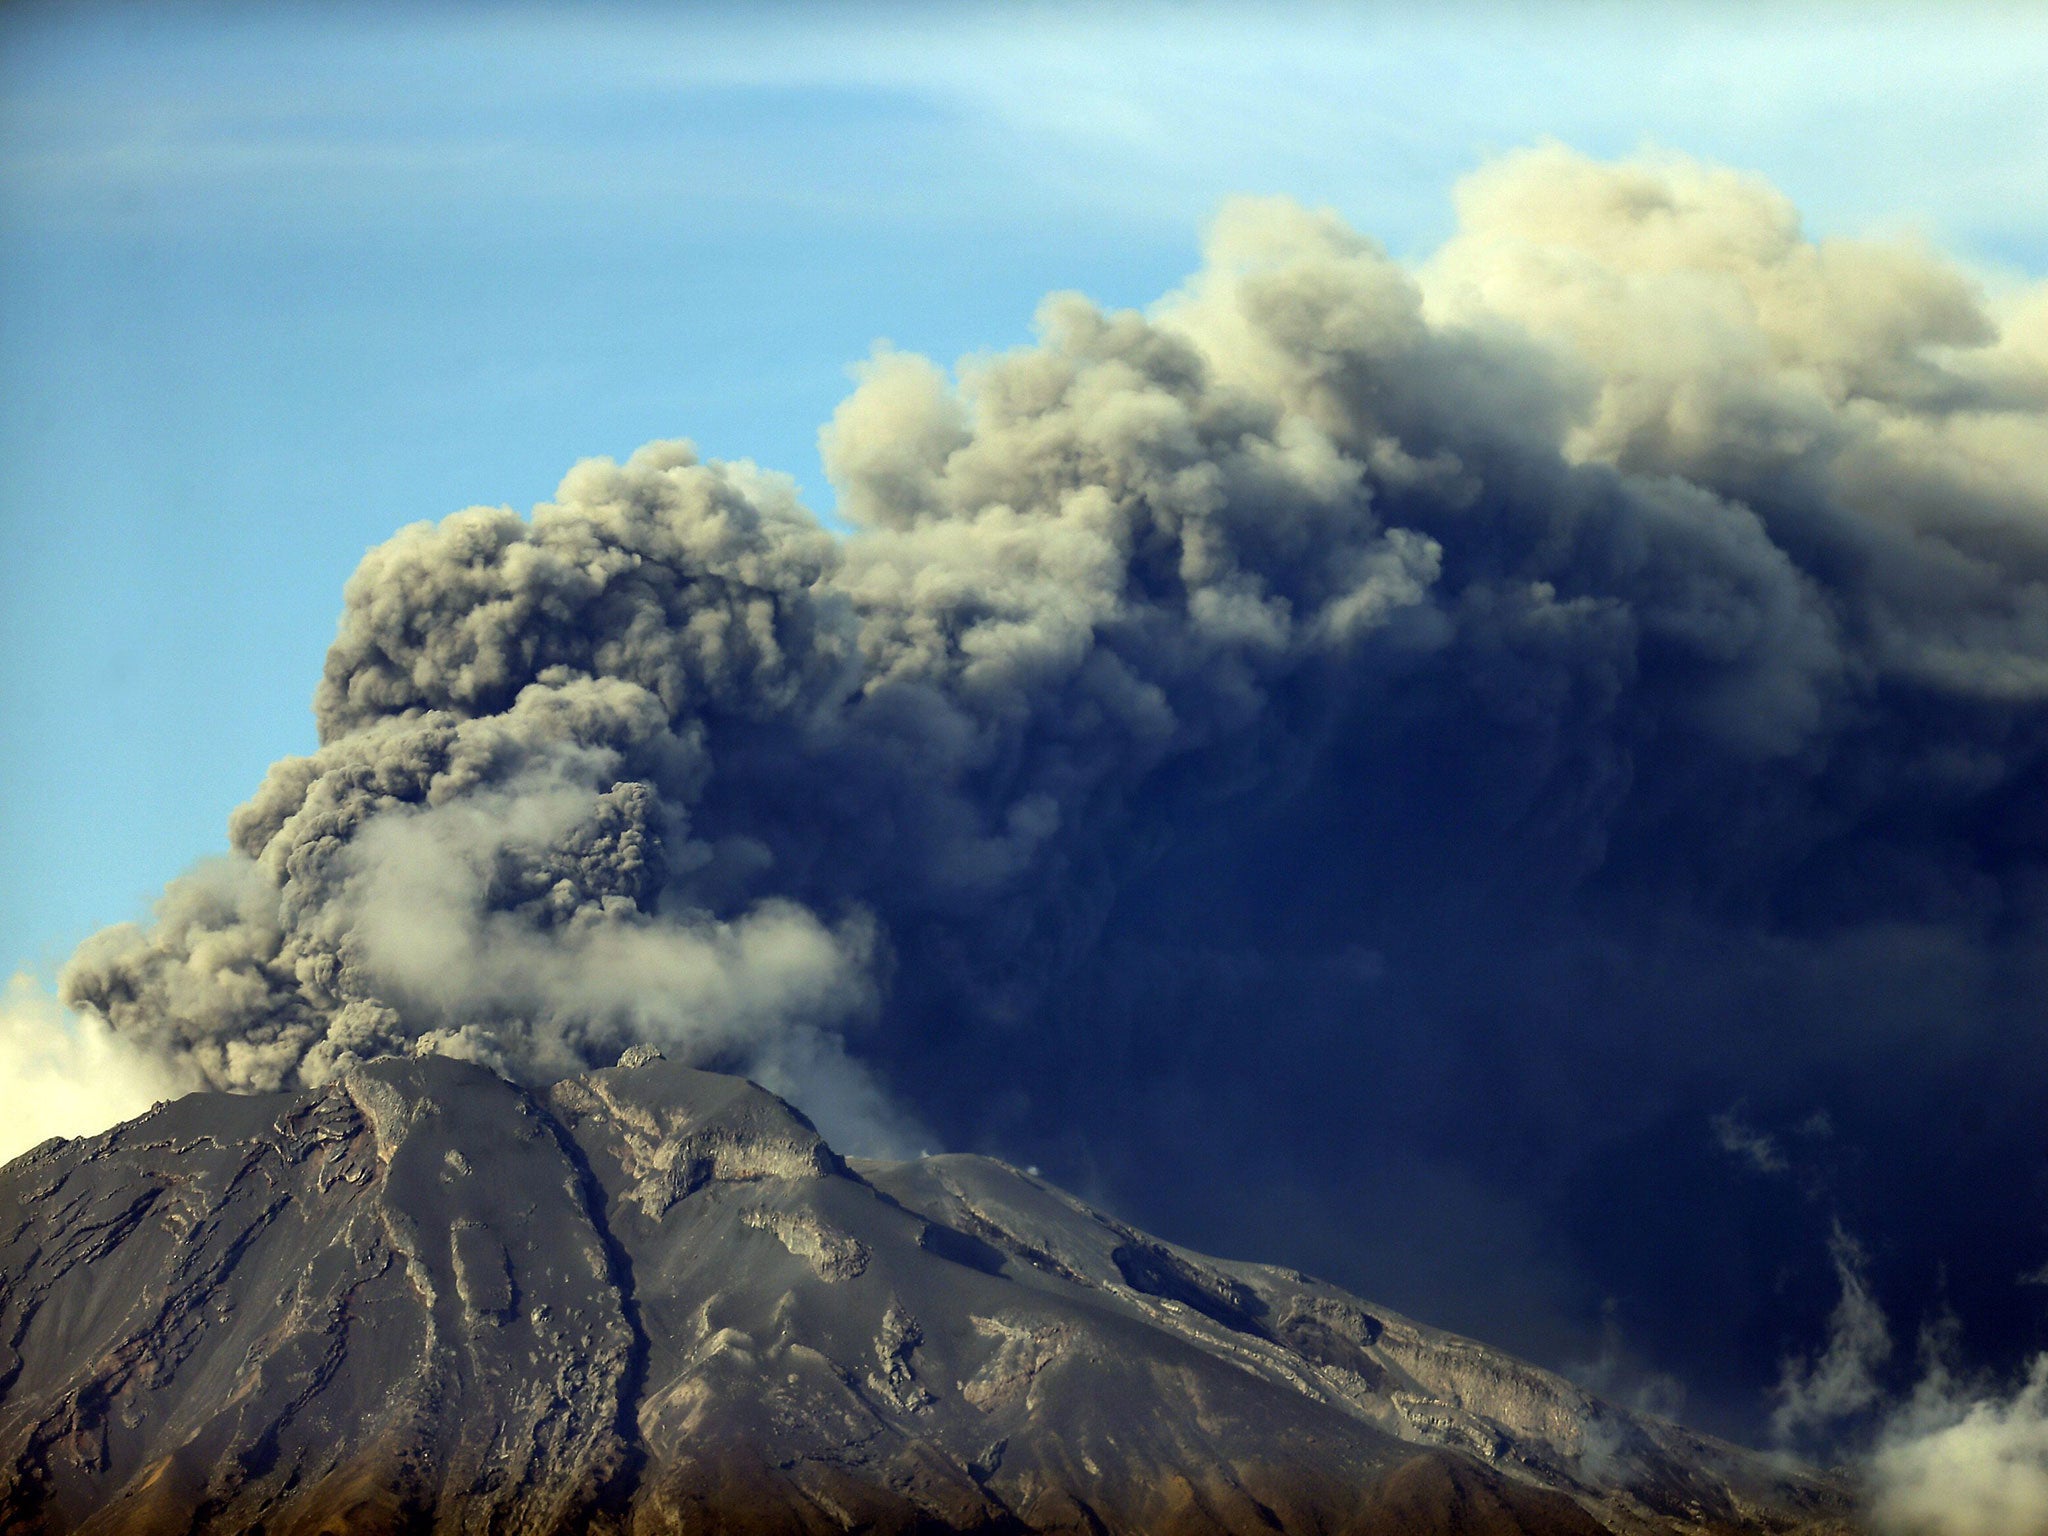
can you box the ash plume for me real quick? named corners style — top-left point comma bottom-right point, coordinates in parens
top-left (49, 144), bottom-right (2048, 1439)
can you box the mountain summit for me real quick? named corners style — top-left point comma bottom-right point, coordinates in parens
top-left (2, 1055), bottom-right (1852, 1534)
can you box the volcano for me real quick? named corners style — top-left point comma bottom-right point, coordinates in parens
top-left (1, 1052), bottom-right (1854, 1534)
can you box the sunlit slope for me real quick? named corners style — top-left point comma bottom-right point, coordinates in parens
top-left (1, 1054), bottom-right (1853, 1534)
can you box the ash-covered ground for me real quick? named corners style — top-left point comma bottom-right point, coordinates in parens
top-left (2, 1054), bottom-right (1854, 1535)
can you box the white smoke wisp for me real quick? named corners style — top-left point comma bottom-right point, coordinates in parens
top-left (1772, 1224), bottom-right (1894, 1446)
top-left (333, 759), bottom-right (878, 1074)
top-left (0, 974), bottom-right (200, 1166)
top-left (1712, 1106), bottom-right (1789, 1176)
top-left (327, 756), bottom-right (919, 1154)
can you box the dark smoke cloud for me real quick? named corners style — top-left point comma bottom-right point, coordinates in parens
top-left (55, 144), bottom-right (2048, 1441)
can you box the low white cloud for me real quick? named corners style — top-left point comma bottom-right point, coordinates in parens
top-left (1869, 1354), bottom-right (2048, 1536)
top-left (1768, 1232), bottom-right (2048, 1533)
top-left (0, 973), bottom-right (197, 1167)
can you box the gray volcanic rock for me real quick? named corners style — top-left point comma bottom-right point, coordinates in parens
top-left (1, 1056), bottom-right (1856, 1535)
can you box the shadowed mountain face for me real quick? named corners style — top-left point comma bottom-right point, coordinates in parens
top-left (1, 1055), bottom-right (1854, 1535)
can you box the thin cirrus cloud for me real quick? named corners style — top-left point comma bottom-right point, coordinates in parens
top-left (2, 4), bottom-right (2045, 260)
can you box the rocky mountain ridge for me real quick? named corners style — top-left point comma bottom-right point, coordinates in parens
top-left (0, 1053), bottom-right (1857, 1534)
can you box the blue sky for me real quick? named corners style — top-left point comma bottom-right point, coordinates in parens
top-left (4, 0), bottom-right (2046, 979)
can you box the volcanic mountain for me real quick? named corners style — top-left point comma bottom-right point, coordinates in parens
top-left (1, 1052), bottom-right (1855, 1535)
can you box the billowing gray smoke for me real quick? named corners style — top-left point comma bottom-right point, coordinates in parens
top-left (60, 146), bottom-right (2048, 1441)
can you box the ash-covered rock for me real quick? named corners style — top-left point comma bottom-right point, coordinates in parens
top-left (1, 1058), bottom-right (1858, 1535)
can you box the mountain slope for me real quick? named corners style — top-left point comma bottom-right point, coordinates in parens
top-left (0, 1053), bottom-right (1855, 1534)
